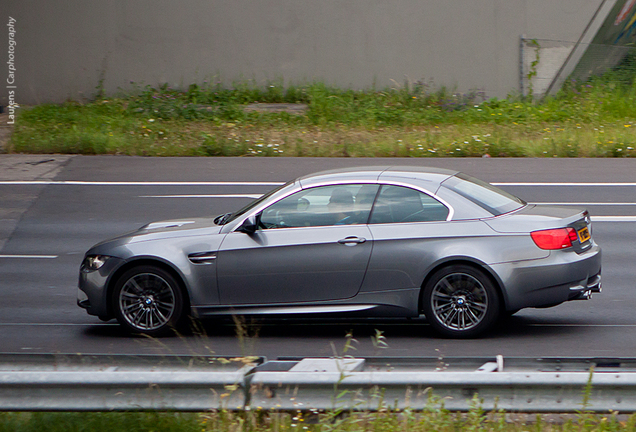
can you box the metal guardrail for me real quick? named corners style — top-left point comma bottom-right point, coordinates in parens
top-left (1, 354), bottom-right (636, 412)
top-left (0, 353), bottom-right (255, 411)
top-left (3, 371), bottom-right (246, 411)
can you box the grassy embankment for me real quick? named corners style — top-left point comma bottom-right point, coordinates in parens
top-left (1, 407), bottom-right (635, 432)
top-left (7, 70), bottom-right (636, 158)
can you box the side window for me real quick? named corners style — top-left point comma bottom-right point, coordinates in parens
top-left (369, 185), bottom-right (449, 224)
top-left (260, 184), bottom-right (379, 229)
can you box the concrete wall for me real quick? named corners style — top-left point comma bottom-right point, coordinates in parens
top-left (2, 0), bottom-right (605, 105)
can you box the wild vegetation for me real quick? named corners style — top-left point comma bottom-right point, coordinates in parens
top-left (7, 55), bottom-right (636, 158)
top-left (1, 406), bottom-right (634, 432)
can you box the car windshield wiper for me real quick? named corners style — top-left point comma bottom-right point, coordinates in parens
top-left (214, 213), bottom-right (232, 225)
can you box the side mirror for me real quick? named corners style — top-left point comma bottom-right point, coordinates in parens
top-left (236, 214), bottom-right (259, 234)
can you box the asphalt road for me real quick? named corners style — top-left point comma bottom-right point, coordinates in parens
top-left (1, 156), bottom-right (635, 359)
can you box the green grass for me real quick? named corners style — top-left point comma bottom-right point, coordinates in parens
top-left (7, 63), bottom-right (636, 157)
top-left (1, 408), bottom-right (634, 432)
top-left (0, 412), bottom-right (200, 432)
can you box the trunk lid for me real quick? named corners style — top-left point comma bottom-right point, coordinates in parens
top-left (483, 204), bottom-right (593, 253)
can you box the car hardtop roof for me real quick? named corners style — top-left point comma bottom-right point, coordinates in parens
top-left (297, 165), bottom-right (459, 188)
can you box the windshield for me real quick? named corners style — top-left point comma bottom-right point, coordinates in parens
top-left (220, 181), bottom-right (294, 225)
top-left (442, 173), bottom-right (525, 216)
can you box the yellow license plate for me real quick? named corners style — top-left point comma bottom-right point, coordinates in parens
top-left (578, 227), bottom-right (591, 243)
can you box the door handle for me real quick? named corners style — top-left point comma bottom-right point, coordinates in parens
top-left (338, 236), bottom-right (366, 245)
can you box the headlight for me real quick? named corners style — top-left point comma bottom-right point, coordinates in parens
top-left (82, 255), bottom-right (109, 272)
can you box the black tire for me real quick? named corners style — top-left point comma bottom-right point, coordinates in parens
top-left (422, 265), bottom-right (500, 338)
top-left (112, 265), bottom-right (184, 336)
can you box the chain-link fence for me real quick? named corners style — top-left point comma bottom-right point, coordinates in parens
top-left (521, 37), bottom-right (636, 98)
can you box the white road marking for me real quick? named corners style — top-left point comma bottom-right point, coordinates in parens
top-left (0, 181), bottom-right (284, 186)
top-left (591, 216), bottom-right (636, 222)
top-left (2, 181), bottom-right (635, 220)
top-left (528, 323), bottom-right (636, 327)
top-left (140, 194), bottom-right (263, 198)
top-left (137, 196), bottom-right (636, 221)
top-left (1, 322), bottom-right (636, 328)
top-left (257, 321), bottom-right (636, 328)
top-left (0, 323), bottom-right (116, 326)
top-left (0, 255), bottom-right (58, 259)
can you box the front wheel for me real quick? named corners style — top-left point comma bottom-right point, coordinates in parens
top-left (112, 265), bottom-right (184, 336)
top-left (422, 265), bottom-right (499, 338)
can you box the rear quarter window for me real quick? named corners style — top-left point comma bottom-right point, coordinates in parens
top-left (441, 173), bottom-right (525, 216)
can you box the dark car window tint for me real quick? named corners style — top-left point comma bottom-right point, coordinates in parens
top-left (370, 185), bottom-right (449, 224)
top-left (260, 184), bottom-right (379, 229)
top-left (442, 173), bottom-right (525, 216)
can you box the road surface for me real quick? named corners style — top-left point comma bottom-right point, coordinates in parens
top-left (0, 156), bottom-right (634, 359)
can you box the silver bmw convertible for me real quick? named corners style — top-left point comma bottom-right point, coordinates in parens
top-left (78, 166), bottom-right (601, 338)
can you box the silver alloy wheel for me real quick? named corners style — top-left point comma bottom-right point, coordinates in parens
top-left (430, 272), bottom-right (488, 331)
top-left (118, 273), bottom-right (176, 331)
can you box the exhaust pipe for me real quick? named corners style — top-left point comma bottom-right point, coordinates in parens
top-left (587, 274), bottom-right (602, 293)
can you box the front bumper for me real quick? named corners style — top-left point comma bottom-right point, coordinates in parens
top-left (77, 256), bottom-right (125, 318)
top-left (77, 288), bottom-right (90, 309)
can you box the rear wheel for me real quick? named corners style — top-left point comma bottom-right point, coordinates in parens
top-left (112, 265), bottom-right (184, 336)
top-left (422, 265), bottom-right (499, 338)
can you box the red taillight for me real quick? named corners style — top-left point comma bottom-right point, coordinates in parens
top-left (531, 227), bottom-right (577, 250)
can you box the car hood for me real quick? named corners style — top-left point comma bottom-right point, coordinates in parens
top-left (89, 217), bottom-right (222, 250)
top-left (138, 217), bottom-right (215, 232)
top-left (132, 217), bottom-right (222, 240)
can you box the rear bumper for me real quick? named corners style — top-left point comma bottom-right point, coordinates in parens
top-left (492, 243), bottom-right (602, 311)
top-left (568, 272), bottom-right (602, 300)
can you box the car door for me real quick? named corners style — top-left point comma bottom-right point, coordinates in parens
top-left (361, 184), bottom-right (454, 292)
top-left (216, 184), bottom-right (379, 305)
